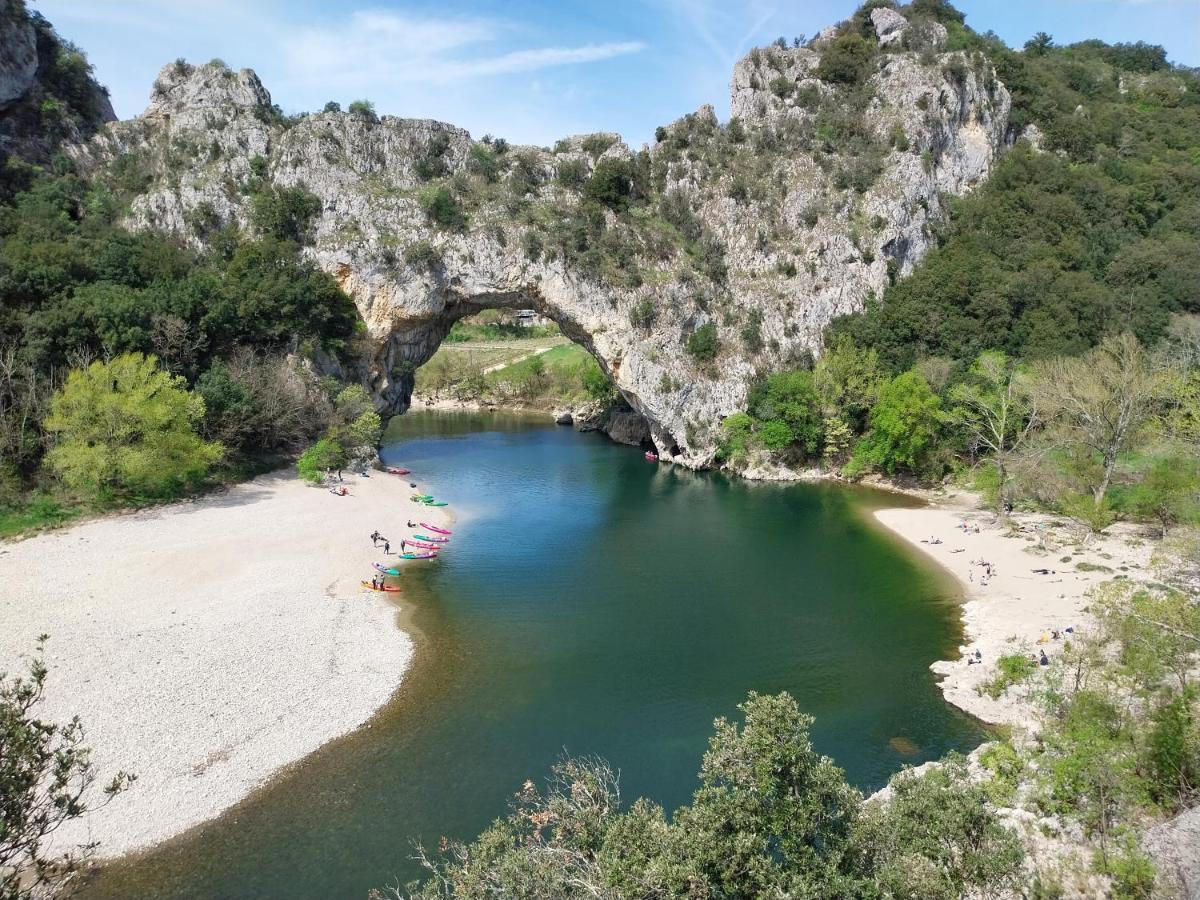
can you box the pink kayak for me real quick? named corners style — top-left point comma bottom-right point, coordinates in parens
top-left (405, 540), bottom-right (443, 551)
top-left (419, 522), bottom-right (452, 535)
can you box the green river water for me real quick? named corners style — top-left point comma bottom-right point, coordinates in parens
top-left (84, 411), bottom-right (982, 899)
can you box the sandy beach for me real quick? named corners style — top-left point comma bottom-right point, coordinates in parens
top-left (0, 467), bottom-right (447, 859)
top-left (874, 497), bottom-right (1154, 729)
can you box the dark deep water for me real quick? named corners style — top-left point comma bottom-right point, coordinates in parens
top-left (83, 411), bottom-right (982, 899)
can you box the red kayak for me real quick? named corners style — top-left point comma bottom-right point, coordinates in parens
top-left (405, 540), bottom-right (443, 551)
top-left (645, 451), bottom-right (658, 462)
top-left (361, 581), bottom-right (401, 593)
top-left (419, 522), bottom-right (452, 535)
top-left (384, 467), bottom-right (411, 476)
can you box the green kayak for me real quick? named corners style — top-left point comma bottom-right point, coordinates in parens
top-left (424, 500), bottom-right (448, 507)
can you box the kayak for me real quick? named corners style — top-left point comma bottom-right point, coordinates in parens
top-left (385, 467), bottom-right (411, 476)
top-left (413, 534), bottom-right (449, 543)
top-left (424, 500), bottom-right (449, 507)
top-left (411, 494), bottom-right (433, 501)
top-left (399, 551), bottom-right (438, 560)
top-left (645, 451), bottom-right (658, 462)
top-left (361, 581), bottom-right (401, 593)
top-left (420, 522), bottom-right (452, 535)
top-left (373, 563), bottom-right (401, 576)
top-left (406, 540), bottom-right (443, 551)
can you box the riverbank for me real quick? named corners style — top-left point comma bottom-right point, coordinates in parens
top-left (873, 495), bottom-right (1155, 729)
top-left (0, 467), bottom-right (446, 860)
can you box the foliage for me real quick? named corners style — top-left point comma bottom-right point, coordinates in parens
top-left (249, 184), bottom-right (321, 243)
top-left (402, 239), bottom-right (442, 272)
top-left (43, 353), bottom-right (222, 501)
top-left (981, 652), bottom-right (1037, 699)
top-left (347, 99), bottom-right (377, 122)
top-left (582, 158), bottom-right (636, 210)
top-left (399, 691), bottom-right (1022, 899)
top-left (830, 30), bottom-right (1200, 370)
top-left (847, 369), bottom-right (944, 478)
top-left (1, 638), bottom-right (134, 899)
top-left (815, 32), bottom-right (879, 86)
top-left (1121, 450), bottom-right (1200, 537)
top-left (296, 437), bottom-right (346, 483)
top-left (684, 323), bottom-right (719, 362)
top-left (745, 369), bottom-right (824, 456)
top-left (418, 185), bottom-right (467, 231)
top-left (852, 754), bottom-right (1026, 899)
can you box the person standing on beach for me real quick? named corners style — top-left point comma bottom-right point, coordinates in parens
top-left (384, 541), bottom-right (390, 555)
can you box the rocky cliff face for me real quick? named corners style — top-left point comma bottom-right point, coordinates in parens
top-left (73, 8), bottom-right (1011, 467)
top-left (0, 0), bottom-right (115, 166)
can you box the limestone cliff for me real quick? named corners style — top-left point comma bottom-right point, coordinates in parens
top-left (0, 0), bottom-right (115, 166)
top-left (72, 7), bottom-right (1012, 468)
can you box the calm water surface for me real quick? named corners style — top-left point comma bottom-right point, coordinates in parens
top-left (85, 411), bottom-right (982, 899)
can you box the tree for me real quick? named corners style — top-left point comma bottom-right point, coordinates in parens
top-left (43, 353), bottom-right (222, 501)
top-left (1124, 451), bottom-right (1200, 537)
top-left (747, 369), bottom-right (824, 456)
top-left (849, 370), bottom-right (944, 477)
top-left (1033, 333), bottom-right (1165, 509)
top-left (347, 99), bottom-right (377, 123)
top-left (672, 692), bottom-right (864, 897)
top-left (944, 351), bottom-right (1040, 512)
top-left (852, 755), bottom-right (1025, 899)
top-left (1025, 32), bottom-right (1055, 55)
top-left (297, 437), bottom-right (346, 483)
top-left (1, 638), bottom-right (134, 899)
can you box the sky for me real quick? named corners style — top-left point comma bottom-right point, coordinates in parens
top-left (32, 0), bottom-right (1200, 147)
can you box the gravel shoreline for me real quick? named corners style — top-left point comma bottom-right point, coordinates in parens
top-left (0, 467), bottom-right (448, 859)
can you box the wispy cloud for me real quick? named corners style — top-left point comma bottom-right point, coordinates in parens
top-left (280, 9), bottom-right (645, 89)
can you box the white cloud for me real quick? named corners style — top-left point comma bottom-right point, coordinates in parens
top-left (279, 9), bottom-right (645, 89)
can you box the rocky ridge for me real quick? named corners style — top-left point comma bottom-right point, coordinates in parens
top-left (73, 7), bottom-right (1013, 468)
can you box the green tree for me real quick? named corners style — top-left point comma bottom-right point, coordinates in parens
top-left (748, 369), bottom-right (824, 456)
top-left (852, 755), bottom-right (1025, 899)
top-left (418, 185), bottom-right (467, 231)
top-left (296, 437), bottom-right (346, 483)
top-left (44, 353), bottom-right (222, 501)
top-left (671, 692), bottom-right (864, 897)
top-left (1033, 333), bottom-right (1165, 509)
top-left (944, 350), bottom-right (1040, 512)
top-left (249, 184), bottom-right (321, 243)
top-left (1123, 451), bottom-right (1200, 537)
top-left (1, 638), bottom-right (134, 900)
top-left (849, 370), bottom-right (944, 477)
top-left (815, 32), bottom-right (878, 85)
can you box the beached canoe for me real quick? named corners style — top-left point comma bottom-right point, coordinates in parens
top-left (413, 534), bottom-right (449, 543)
top-left (419, 522), bottom-right (452, 535)
top-left (360, 581), bottom-right (401, 593)
top-left (385, 467), bottom-right (411, 476)
top-left (405, 540), bottom-right (443, 551)
top-left (373, 563), bottom-right (401, 576)
top-left (424, 500), bottom-right (449, 507)
top-left (399, 551), bottom-right (438, 560)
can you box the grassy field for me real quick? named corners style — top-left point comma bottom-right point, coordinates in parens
top-left (416, 337), bottom-right (605, 407)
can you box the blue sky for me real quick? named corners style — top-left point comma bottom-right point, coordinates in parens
top-left (33, 0), bottom-right (1200, 147)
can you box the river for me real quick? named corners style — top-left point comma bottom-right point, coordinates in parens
top-left (83, 411), bottom-right (982, 898)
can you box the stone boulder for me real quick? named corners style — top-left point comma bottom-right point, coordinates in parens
top-left (870, 7), bottom-right (910, 48)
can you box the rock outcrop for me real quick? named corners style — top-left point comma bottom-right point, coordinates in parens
top-left (0, 0), bottom-right (115, 165)
top-left (72, 8), bottom-right (1011, 468)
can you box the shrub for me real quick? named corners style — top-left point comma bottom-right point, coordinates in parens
top-left (981, 653), bottom-right (1037, 699)
top-left (403, 239), bottom-right (442, 271)
top-left (686, 323), bottom-right (720, 362)
top-left (347, 99), bottom-right (377, 123)
top-left (297, 438), bottom-right (346, 482)
top-left (249, 184), bottom-right (321, 243)
top-left (583, 158), bottom-right (636, 210)
top-left (629, 299), bottom-right (656, 329)
top-left (815, 33), bottom-right (878, 85)
top-left (418, 185), bottom-right (467, 231)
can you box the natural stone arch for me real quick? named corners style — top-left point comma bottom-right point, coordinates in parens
top-left (74, 17), bottom-right (1013, 468)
